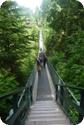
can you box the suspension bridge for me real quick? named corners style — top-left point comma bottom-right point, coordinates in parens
top-left (0, 31), bottom-right (84, 125)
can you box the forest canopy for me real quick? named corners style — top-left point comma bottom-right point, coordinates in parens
top-left (0, 0), bottom-right (38, 117)
top-left (41, 0), bottom-right (84, 88)
top-left (0, 0), bottom-right (84, 123)
top-left (41, 1), bottom-right (84, 122)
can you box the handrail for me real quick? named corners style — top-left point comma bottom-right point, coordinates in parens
top-left (0, 87), bottom-right (24, 100)
top-left (67, 88), bottom-right (78, 104)
top-left (54, 83), bottom-right (84, 91)
top-left (48, 61), bottom-right (84, 91)
top-left (17, 68), bottom-right (35, 107)
top-left (0, 66), bottom-right (36, 125)
top-left (47, 60), bottom-right (84, 124)
top-left (0, 67), bottom-right (35, 100)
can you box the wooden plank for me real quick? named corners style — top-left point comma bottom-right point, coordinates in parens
top-left (25, 100), bottom-right (71, 125)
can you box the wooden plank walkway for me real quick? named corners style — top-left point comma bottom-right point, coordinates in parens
top-left (37, 68), bottom-right (52, 101)
top-left (25, 66), bottom-right (71, 125)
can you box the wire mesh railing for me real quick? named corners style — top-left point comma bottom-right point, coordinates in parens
top-left (47, 61), bottom-right (84, 125)
top-left (0, 67), bottom-right (36, 125)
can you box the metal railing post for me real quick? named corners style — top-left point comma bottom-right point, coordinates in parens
top-left (27, 88), bottom-right (30, 107)
top-left (60, 86), bottom-right (64, 106)
top-left (13, 94), bottom-right (18, 113)
top-left (30, 86), bottom-right (33, 104)
top-left (78, 90), bottom-right (84, 123)
top-left (56, 85), bottom-right (58, 101)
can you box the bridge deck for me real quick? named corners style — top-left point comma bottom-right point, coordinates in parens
top-left (37, 68), bottom-right (52, 101)
top-left (25, 66), bottom-right (71, 125)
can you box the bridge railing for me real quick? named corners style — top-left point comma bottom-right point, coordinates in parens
top-left (47, 61), bottom-right (84, 125)
top-left (0, 67), bottom-right (36, 125)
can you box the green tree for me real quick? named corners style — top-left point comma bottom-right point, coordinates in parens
top-left (42, 0), bottom-right (84, 87)
top-left (0, 1), bottom-right (38, 85)
top-left (0, 0), bottom-right (38, 118)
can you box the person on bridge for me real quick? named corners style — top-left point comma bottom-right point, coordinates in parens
top-left (36, 56), bottom-right (41, 75)
top-left (43, 53), bottom-right (47, 68)
top-left (39, 52), bottom-right (47, 68)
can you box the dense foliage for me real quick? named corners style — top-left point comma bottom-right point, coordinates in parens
top-left (0, 0), bottom-right (38, 118)
top-left (41, 0), bottom-right (84, 123)
top-left (42, 0), bottom-right (84, 88)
